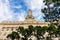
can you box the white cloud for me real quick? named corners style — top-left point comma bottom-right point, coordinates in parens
top-left (12, 5), bottom-right (22, 9)
top-left (25, 0), bottom-right (44, 10)
top-left (32, 10), bottom-right (44, 21)
top-left (15, 11), bottom-right (26, 21)
top-left (0, 0), bottom-right (26, 22)
top-left (0, 0), bottom-right (14, 22)
top-left (16, 5), bottom-right (22, 8)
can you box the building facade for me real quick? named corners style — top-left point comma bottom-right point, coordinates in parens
top-left (0, 10), bottom-right (50, 40)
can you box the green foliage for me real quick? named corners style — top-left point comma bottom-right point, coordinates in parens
top-left (7, 25), bottom-right (60, 40)
top-left (56, 28), bottom-right (60, 36)
top-left (28, 25), bottom-right (34, 36)
top-left (17, 25), bottom-right (34, 40)
top-left (6, 31), bottom-right (20, 40)
top-left (41, 0), bottom-right (60, 22)
top-left (48, 24), bottom-right (56, 31)
top-left (35, 26), bottom-right (42, 35)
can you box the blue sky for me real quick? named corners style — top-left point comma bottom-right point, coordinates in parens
top-left (0, 0), bottom-right (45, 22)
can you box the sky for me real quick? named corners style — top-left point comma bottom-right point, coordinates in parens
top-left (0, 0), bottom-right (45, 22)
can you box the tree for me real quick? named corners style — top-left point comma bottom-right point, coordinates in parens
top-left (17, 25), bottom-right (34, 40)
top-left (34, 26), bottom-right (47, 40)
top-left (28, 25), bottom-right (34, 35)
top-left (41, 0), bottom-right (60, 23)
top-left (41, 0), bottom-right (60, 39)
top-left (47, 24), bottom-right (56, 40)
top-left (54, 27), bottom-right (60, 37)
top-left (27, 25), bottom-right (34, 40)
top-left (7, 33), bottom-right (14, 40)
top-left (6, 31), bottom-right (20, 40)
top-left (17, 27), bottom-right (27, 40)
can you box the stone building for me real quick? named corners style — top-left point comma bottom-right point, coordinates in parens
top-left (0, 9), bottom-right (50, 40)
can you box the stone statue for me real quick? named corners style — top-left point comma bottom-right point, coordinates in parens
top-left (28, 9), bottom-right (32, 17)
top-left (26, 9), bottom-right (34, 19)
